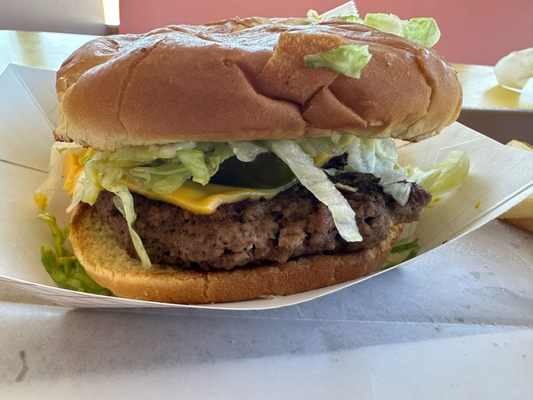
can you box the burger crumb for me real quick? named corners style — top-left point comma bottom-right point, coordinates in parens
top-left (334, 183), bottom-right (358, 193)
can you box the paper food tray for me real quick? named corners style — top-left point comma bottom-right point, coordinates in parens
top-left (1, 63), bottom-right (532, 310)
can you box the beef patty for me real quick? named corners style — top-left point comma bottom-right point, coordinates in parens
top-left (94, 173), bottom-right (431, 270)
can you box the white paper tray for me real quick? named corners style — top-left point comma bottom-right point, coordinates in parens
top-left (0, 63), bottom-right (532, 310)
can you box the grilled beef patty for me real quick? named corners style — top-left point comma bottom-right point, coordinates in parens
top-left (94, 173), bottom-right (431, 270)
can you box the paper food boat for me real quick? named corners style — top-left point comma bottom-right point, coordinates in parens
top-left (0, 63), bottom-right (532, 310)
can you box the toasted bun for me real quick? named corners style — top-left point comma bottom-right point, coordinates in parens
top-left (56, 18), bottom-right (462, 151)
top-left (70, 204), bottom-right (403, 304)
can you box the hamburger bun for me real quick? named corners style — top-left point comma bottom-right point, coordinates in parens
top-left (70, 204), bottom-right (403, 304)
top-left (55, 18), bottom-right (462, 151)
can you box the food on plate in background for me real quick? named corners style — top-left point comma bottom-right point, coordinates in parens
top-left (494, 47), bottom-right (533, 92)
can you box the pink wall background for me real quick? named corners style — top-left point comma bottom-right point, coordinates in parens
top-left (119, 0), bottom-right (533, 65)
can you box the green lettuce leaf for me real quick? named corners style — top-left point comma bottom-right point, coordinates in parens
top-left (331, 15), bottom-right (363, 24)
top-left (304, 44), bottom-right (372, 79)
top-left (326, 12), bottom-right (441, 48)
top-left (110, 185), bottom-right (152, 269)
top-left (405, 150), bottom-right (470, 204)
top-left (363, 13), bottom-right (405, 36)
top-left (305, 9), bottom-right (440, 47)
top-left (68, 142), bottom-right (234, 212)
top-left (128, 161), bottom-right (191, 195)
top-left (404, 17), bottom-right (441, 48)
top-left (38, 213), bottom-right (112, 295)
top-left (364, 13), bottom-right (440, 47)
top-left (306, 9), bottom-right (322, 23)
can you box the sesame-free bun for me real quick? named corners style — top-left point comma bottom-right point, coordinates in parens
top-left (70, 204), bottom-right (403, 304)
top-left (55, 18), bottom-right (462, 151)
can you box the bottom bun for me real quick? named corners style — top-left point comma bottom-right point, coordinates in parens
top-left (70, 205), bottom-right (403, 304)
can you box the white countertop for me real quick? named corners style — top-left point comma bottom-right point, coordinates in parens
top-left (1, 220), bottom-right (532, 399)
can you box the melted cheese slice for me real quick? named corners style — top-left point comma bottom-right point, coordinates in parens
top-left (63, 149), bottom-right (286, 215)
top-left (125, 180), bottom-right (283, 215)
top-left (63, 148), bottom-right (91, 196)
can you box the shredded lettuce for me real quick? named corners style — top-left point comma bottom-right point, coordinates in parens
top-left (35, 142), bottom-right (82, 211)
top-left (383, 239), bottom-right (420, 269)
top-left (63, 143), bottom-right (234, 269)
top-left (344, 139), bottom-right (411, 205)
top-left (295, 134), bottom-right (350, 157)
top-left (405, 150), bottom-right (470, 205)
top-left (268, 140), bottom-right (361, 242)
top-left (68, 143), bottom-right (234, 211)
top-left (364, 13), bottom-right (405, 36)
top-left (38, 213), bottom-right (112, 295)
top-left (306, 9), bottom-right (322, 23)
top-left (363, 13), bottom-right (440, 47)
top-left (304, 44), bottom-right (372, 79)
top-left (230, 135), bottom-right (429, 241)
top-left (307, 10), bottom-right (441, 48)
top-left (307, 8), bottom-right (363, 24)
top-left (291, 135), bottom-right (412, 205)
top-left (49, 134), bottom-right (468, 271)
top-left (229, 141), bottom-right (268, 162)
top-left (335, 15), bottom-right (363, 24)
top-left (404, 17), bottom-right (441, 48)
top-left (111, 185), bottom-right (152, 269)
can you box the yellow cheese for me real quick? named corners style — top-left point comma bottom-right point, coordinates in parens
top-left (125, 180), bottom-right (283, 215)
top-left (63, 148), bottom-right (91, 196)
top-left (313, 151), bottom-right (332, 167)
top-left (62, 149), bottom-right (286, 214)
top-left (34, 192), bottom-right (48, 212)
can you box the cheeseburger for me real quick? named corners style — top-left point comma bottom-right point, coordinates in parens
top-left (37, 14), bottom-right (463, 303)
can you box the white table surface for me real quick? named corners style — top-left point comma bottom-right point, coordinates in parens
top-left (0, 220), bottom-right (532, 399)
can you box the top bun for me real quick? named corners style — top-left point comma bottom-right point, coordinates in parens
top-left (55, 18), bottom-right (462, 151)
